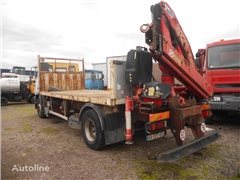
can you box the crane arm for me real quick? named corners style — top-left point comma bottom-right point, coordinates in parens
top-left (141, 1), bottom-right (213, 100)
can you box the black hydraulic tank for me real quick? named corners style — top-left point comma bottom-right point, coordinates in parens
top-left (125, 49), bottom-right (152, 86)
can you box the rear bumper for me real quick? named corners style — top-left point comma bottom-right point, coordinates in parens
top-left (209, 94), bottom-right (240, 112)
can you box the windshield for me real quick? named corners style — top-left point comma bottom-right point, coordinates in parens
top-left (207, 43), bottom-right (240, 69)
top-left (85, 72), bottom-right (91, 79)
top-left (85, 72), bottom-right (103, 80)
top-left (95, 72), bottom-right (103, 79)
top-left (12, 67), bottom-right (26, 75)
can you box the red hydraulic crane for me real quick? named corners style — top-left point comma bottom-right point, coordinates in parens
top-left (140, 1), bottom-right (213, 101)
top-left (124, 1), bottom-right (221, 162)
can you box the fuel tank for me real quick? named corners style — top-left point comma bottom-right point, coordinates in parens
top-left (0, 78), bottom-right (20, 91)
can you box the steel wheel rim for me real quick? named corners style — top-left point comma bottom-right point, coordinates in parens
top-left (85, 118), bottom-right (96, 142)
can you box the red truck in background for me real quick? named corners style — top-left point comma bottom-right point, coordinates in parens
top-left (196, 39), bottom-right (240, 123)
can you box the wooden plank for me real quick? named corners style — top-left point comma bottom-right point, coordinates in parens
top-left (40, 90), bottom-right (124, 106)
top-left (37, 56), bottom-right (127, 107)
top-left (40, 72), bottom-right (84, 91)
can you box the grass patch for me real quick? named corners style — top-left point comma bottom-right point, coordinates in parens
top-left (135, 160), bottom-right (201, 180)
top-left (4, 128), bottom-right (15, 131)
top-left (104, 165), bottom-right (112, 170)
top-left (22, 123), bottom-right (33, 132)
top-left (235, 169), bottom-right (240, 179)
top-left (3, 114), bottom-right (14, 118)
top-left (202, 143), bottom-right (223, 158)
top-left (41, 128), bottom-right (59, 135)
top-left (134, 143), bottom-right (225, 180)
top-left (25, 147), bottom-right (32, 152)
top-left (230, 170), bottom-right (240, 180)
top-left (20, 107), bottom-right (36, 113)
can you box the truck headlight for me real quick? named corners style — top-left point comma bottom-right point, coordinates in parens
top-left (213, 96), bottom-right (221, 101)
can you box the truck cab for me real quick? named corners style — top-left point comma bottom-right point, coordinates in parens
top-left (47, 62), bottom-right (79, 72)
top-left (85, 70), bottom-right (104, 90)
top-left (196, 39), bottom-right (240, 119)
top-left (12, 66), bottom-right (26, 75)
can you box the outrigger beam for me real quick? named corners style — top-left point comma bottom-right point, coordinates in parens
top-left (157, 128), bottom-right (221, 163)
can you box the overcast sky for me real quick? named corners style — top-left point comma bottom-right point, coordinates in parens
top-left (1, 0), bottom-right (240, 70)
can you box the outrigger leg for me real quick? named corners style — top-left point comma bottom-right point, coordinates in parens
top-left (157, 128), bottom-right (221, 163)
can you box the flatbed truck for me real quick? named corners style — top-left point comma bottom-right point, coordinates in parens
top-left (35, 1), bottom-right (221, 162)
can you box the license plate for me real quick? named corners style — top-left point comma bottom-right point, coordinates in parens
top-left (146, 131), bottom-right (165, 141)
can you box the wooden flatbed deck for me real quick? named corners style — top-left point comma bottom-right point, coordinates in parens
top-left (37, 56), bottom-right (129, 107)
top-left (40, 90), bottom-right (125, 106)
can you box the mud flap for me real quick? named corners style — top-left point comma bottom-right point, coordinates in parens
top-left (68, 115), bottom-right (81, 129)
top-left (157, 129), bottom-right (221, 163)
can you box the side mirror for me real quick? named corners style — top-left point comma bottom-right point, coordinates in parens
top-left (195, 57), bottom-right (201, 69)
top-left (196, 52), bottom-right (201, 58)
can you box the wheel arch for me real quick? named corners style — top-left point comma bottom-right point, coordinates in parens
top-left (79, 103), bottom-right (105, 131)
top-left (1, 93), bottom-right (10, 100)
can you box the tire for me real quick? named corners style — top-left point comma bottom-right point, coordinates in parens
top-left (37, 104), bottom-right (46, 118)
top-left (30, 96), bottom-right (34, 103)
top-left (27, 96), bottom-right (34, 104)
top-left (1, 97), bottom-right (8, 106)
top-left (205, 116), bottom-right (213, 124)
top-left (34, 97), bottom-right (39, 109)
top-left (81, 109), bottom-right (105, 150)
top-left (28, 96), bottom-right (34, 104)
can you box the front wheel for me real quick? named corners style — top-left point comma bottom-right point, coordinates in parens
top-left (37, 104), bottom-right (46, 118)
top-left (1, 97), bottom-right (8, 106)
top-left (28, 96), bottom-right (34, 104)
top-left (81, 109), bottom-right (105, 150)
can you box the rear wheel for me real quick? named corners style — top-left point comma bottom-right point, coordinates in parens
top-left (81, 109), bottom-right (105, 150)
top-left (1, 97), bottom-right (8, 106)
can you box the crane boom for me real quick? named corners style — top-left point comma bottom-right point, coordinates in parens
top-left (140, 1), bottom-right (213, 100)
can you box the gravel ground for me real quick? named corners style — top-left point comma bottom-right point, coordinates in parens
top-left (1, 102), bottom-right (240, 180)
